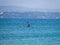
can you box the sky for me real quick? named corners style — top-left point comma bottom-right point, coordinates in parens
top-left (0, 0), bottom-right (60, 10)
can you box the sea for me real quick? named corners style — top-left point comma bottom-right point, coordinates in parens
top-left (0, 13), bottom-right (60, 45)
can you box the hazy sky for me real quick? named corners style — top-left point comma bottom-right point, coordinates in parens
top-left (0, 0), bottom-right (60, 9)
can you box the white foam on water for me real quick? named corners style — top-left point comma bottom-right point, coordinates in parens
top-left (42, 16), bottom-right (46, 19)
top-left (0, 12), bottom-right (4, 15)
top-left (56, 17), bottom-right (59, 19)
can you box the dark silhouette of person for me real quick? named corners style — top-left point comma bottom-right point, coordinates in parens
top-left (28, 23), bottom-right (30, 27)
top-left (27, 21), bottom-right (30, 27)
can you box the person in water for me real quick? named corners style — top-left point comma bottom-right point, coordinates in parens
top-left (28, 23), bottom-right (30, 27)
top-left (27, 22), bottom-right (30, 27)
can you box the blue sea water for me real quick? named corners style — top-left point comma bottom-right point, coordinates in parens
top-left (0, 18), bottom-right (60, 45)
